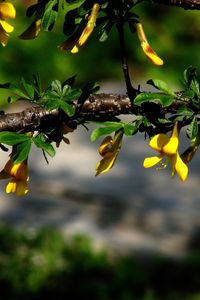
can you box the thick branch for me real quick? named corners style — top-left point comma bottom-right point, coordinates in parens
top-left (150, 0), bottom-right (200, 9)
top-left (0, 93), bottom-right (189, 133)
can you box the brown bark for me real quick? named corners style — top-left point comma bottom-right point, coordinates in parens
top-left (0, 93), bottom-right (189, 133)
top-left (151, 0), bottom-right (200, 10)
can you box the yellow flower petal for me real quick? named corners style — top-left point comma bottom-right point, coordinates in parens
top-left (95, 152), bottom-right (118, 176)
top-left (141, 41), bottom-right (164, 66)
top-left (70, 3), bottom-right (100, 54)
top-left (170, 153), bottom-right (188, 181)
top-left (6, 179), bottom-right (17, 194)
top-left (149, 134), bottom-right (169, 152)
top-left (15, 181), bottom-right (28, 196)
top-left (99, 136), bottom-right (113, 156)
top-left (0, 28), bottom-right (9, 46)
top-left (162, 137), bottom-right (179, 155)
top-left (143, 155), bottom-right (163, 168)
top-left (19, 19), bottom-right (42, 40)
top-left (0, 2), bottom-right (16, 20)
top-left (78, 3), bottom-right (100, 47)
top-left (0, 20), bottom-right (14, 33)
top-left (4, 160), bottom-right (28, 181)
top-left (136, 22), bottom-right (163, 66)
top-left (71, 45), bottom-right (79, 54)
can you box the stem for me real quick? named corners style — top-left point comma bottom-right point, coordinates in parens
top-left (116, 19), bottom-right (137, 100)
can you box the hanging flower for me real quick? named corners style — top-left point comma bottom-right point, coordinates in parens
top-left (96, 130), bottom-right (123, 176)
top-left (19, 18), bottom-right (42, 40)
top-left (143, 122), bottom-right (188, 181)
top-left (59, 3), bottom-right (100, 53)
top-left (0, 1), bottom-right (16, 47)
top-left (0, 159), bottom-right (29, 196)
top-left (136, 22), bottom-right (163, 66)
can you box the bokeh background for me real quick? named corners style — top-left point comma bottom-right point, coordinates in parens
top-left (0, 1), bottom-right (200, 299)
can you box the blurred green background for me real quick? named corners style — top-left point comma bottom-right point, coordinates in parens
top-left (1, 225), bottom-right (200, 300)
top-left (0, 1), bottom-right (200, 299)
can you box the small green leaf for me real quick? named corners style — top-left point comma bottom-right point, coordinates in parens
top-left (51, 80), bottom-right (62, 95)
top-left (42, 0), bottom-right (58, 31)
top-left (33, 136), bottom-right (56, 157)
top-left (134, 92), bottom-right (173, 107)
top-left (98, 20), bottom-right (113, 42)
top-left (62, 85), bottom-right (71, 96)
top-left (21, 77), bottom-right (35, 99)
top-left (187, 117), bottom-right (198, 139)
top-left (90, 124), bottom-right (122, 142)
top-left (158, 94), bottom-right (174, 107)
top-left (59, 101), bottom-right (75, 116)
top-left (12, 140), bottom-right (32, 164)
top-left (134, 92), bottom-right (158, 105)
top-left (147, 79), bottom-right (176, 97)
top-left (177, 106), bottom-right (194, 117)
top-left (0, 83), bottom-right (30, 99)
top-left (122, 124), bottom-right (137, 136)
top-left (182, 89), bottom-right (195, 99)
top-left (0, 132), bottom-right (30, 145)
top-left (65, 0), bottom-right (85, 11)
top-left (64, 89), bottom-right (81, 102)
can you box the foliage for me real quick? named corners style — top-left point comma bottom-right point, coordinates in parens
top-left (0, 0), bottom-right (200, 196)
top-left (0, 225), bottom-right (200, 299)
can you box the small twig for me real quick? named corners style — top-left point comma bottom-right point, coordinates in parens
top-left (116, 4), bottom-right (137, 100)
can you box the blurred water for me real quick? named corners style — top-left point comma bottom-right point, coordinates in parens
top-left (0, 83), bottom-right (200, 257)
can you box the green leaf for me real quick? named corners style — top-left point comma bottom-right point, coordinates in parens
top-left (122, 124), bottom-right (138, 136)
top-left (182, 89), bottom-right (195, 99)
top-left (64, 89), bottom-right (81, 102)
top-left (98, 20), bottom-right (113, 42)
top-left (33, 136), bottom-right (56, 157)
top-left (177, 106), bottom-right (194, 117)
top-left (33, 73), bottom-right (42, 96)
top-left (158, 94), bottom-right (174, 107)
top-left (147, 79), bottom-right (176, 97)
top-left (51, 80), bottom-right (62, 95)
top-left (0, 132), bottom-right (30, 145)
top-left (90, 124), bottom-right (122, 142)
top-left (42, 0), bottom-right (58, 31)
top-left (65, 0), bottom-right (85, 11)
top-left (21, 77), bottom-right (35, 99)
top-left (12, 140), bottom-right (32, 164)
top-left (59, 101), bottom-right (75, 116)
top-left (62, 75), bottom-right (77, 88)
top-left (62, 84), bottom-right (71, 96)
top-left (187, 117), bottom-right (198, 139)
top-left (0, 83), bottom-right (30, 99)
top-left (134, 92), bottom-right (173, 107)
top-left (82, 82), bottom-right (100, 96)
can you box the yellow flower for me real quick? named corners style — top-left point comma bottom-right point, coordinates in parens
top-left (95, 130), bottom-right (123, 176)
top-left (143, 122), bottom-right (188, 181)
top-left (136, 22), bottom-right (163, 66)
top-left (19, 19), bottom-right (42, 40)
top-left (59, 3), bottom-right (100, 53)
top-left (0, 1), bottom-right (16, 47)
top-left (0, 159), bottom-right (29, 196)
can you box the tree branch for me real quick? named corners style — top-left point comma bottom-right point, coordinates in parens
top-left (0, 93), bottom-right (190, 133)
top-left (150, 0), bottom-right (200, 10)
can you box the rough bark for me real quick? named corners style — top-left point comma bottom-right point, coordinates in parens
top-left (151, 0), bottom-right (200, 10)
top-left (0, 93), bottom-right (189, 133)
